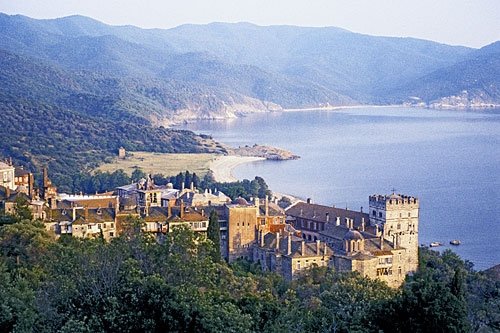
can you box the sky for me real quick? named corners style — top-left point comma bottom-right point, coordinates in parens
top-left (0, 0), bottom-right (499, 48)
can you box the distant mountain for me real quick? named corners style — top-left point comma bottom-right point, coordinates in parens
top-left (390, 42), bottom-right (500, 107)
top-left (0, 13), bottom-right (483, 107)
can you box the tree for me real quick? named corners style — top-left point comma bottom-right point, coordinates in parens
top-left (184, 170), bottom-right (192, 189)
top-left (207, 210), bottom-right (221, 262)
top-left (131, 168), bottom-right (147, 183)
top-left (13, 196), bottom-right (33, 221)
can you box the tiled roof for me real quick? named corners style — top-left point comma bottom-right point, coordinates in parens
top-left (0, 162), bottom-right (13, 170)
top-left (286, 202), bottom-right (370, 228)
top-left (14, 167), bottom-right (31, 177)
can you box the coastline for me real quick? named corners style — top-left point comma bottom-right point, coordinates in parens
top-left (282, 104), bottom-right (402, 112)
top-left (209, 155), bottom-right (265, 183)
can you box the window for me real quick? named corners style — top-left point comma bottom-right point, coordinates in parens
top-left (408, 212), bottom-right (411, 217)
top-left (87, 225), bottom-right (91, 230)
top-left (379, 212), bottom-right (382, 218)
top-left (109, 232), bottom-right (114, 237)
top-left (372, 210), bottom-right (376, 216)
top-left (297, 262), bottom-right (301, 270)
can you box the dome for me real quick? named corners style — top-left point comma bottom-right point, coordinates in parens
top-left (233, 197), bottom-right (249, 206)
top-left (343, 230), bottom-right (364, 241)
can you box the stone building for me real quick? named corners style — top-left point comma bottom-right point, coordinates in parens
top-left (14, 167), bottom-right (34, 197)
top-left (0, 160), bottom-right (15, 190)
top-left (254, 231), bottom-right (334, 280)
top-left (369, 194), bottom-right (419, 272)
top-left (224, 196), bottom-right (286, 262)
top-left (118, 147), bottom-right (126, 159)
top-left (45, 207), bottom-right (117, 241)
top-left (282, 193), bottom-right (419, 287)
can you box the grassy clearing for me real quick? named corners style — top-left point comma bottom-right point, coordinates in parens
top-left (96, 151), bottom-right (217, 176)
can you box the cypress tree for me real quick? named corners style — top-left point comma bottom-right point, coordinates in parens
top-left (207, 210), bottom-right (221, 262)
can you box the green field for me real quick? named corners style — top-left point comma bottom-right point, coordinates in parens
top-left (96, 151), bottom-right (217, 176)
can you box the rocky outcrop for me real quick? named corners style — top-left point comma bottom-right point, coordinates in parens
top-left (227, 144), bottom-right (299, 160)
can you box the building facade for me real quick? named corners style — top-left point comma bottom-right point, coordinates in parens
top-left (279, 193), bottom-right (419, 287)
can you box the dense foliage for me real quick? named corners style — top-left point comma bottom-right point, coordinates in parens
top-left (0, 208), bottom-right (498, 332)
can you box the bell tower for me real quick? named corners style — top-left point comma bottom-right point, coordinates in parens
top-left (369, 193), bottom-right (419, 272)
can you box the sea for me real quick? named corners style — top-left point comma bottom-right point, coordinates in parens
top-left (179, 107), bottom-right (500, 271)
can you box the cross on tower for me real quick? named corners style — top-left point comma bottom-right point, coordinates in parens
top-left (391, 187), bottom-right (397, 194)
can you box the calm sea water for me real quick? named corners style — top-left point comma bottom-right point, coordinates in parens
top-left (180, 107), bottom-right (500, 270)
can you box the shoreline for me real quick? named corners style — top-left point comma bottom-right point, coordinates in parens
top-left (209, 155), bottom-right (265, 183)
top-left (282, 104), bottom-right (402, 112)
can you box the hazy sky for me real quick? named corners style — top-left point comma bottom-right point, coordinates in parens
top-left (1, 0), bottom-right (499, 47)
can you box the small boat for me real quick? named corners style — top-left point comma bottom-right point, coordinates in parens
top-left (450, 240), bottom-right (461, 246)
top-left (429, 242), bottom-right (442, 247)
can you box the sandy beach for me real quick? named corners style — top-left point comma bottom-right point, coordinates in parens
top-left (209, 155), bottom-right (265, 183)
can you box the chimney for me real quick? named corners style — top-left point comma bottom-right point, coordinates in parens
top-left (326, 212), bottom-right (329, 222)
top-left (265, 195), bottom-right (269, 217)
top-left (190, 182), bottom-right (194, 191)
top-left (28, 173), bottom-right (34, 199)
top-left (287, 235), bottom-right (292, 255)
top-left (43, 167), bottom-right (48, 188)
top-left (167, 204), bottom-right (172, 218)
top-left (276, 232), bottom-right (280, 250)
top-left (72, 207), bottom-right (76, 221)
top-left (345, 217), bottom-right (350, 229)
top-left (360, 206), bottom-right (363, 213)
top-left (324, 242), bottom-right (328, 256)
top-left (361, 218), bottom-right (365, 232)
top-left (201, 209), bottom-right (204, 217)
top-left (336, 216), bottom-right (340, 226)
top-left (254, 197), bottom-right (260, 214)
top-left (301, 240), bottom-right (305, 256)
top-left (316, 239), bottom-right (321, 256)
top-left (306, 198), bottom-right (312, 204)
top-left (115, 196), bottom-right (120, 213)
top-left (84, 207), bottom-right (89, 221)
top-left (180, 200), bottom-right (184, 219)
top-left (380, 236), bottom-right (384, 250)
top-left (181, 182), bottom-right (185, 191)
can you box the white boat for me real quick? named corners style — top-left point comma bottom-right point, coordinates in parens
top-left (450, 240), bottom-right (461, 246)
top-left (429, 242), bottom-right (442, 247)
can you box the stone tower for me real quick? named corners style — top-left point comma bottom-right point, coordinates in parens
top-left (118, 147), bottom-right (126, 159)
top-left (369, 193), bottom-right (419, 272)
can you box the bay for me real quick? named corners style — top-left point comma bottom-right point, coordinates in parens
top-left (180, 107), bottom-right (500, 270)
